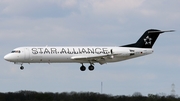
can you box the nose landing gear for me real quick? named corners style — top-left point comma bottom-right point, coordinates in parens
top-left (20, 65), bottom-right (24, 70)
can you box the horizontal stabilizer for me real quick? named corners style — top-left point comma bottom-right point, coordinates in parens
top-left (148, 30), bottom-right (175, 34)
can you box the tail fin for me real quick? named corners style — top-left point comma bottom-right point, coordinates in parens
top-left (122, 29), bottom-right (174, 48)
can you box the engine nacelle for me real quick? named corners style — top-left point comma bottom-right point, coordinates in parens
top-left (111, 48), bottom-right (132, 57)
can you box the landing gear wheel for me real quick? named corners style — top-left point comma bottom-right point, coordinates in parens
top-left (88, 65), bottom-right (94, 71)
top-left (20, 66), bottom-right (24, 70)
top-left (80, 65), bottom-right (86, 71)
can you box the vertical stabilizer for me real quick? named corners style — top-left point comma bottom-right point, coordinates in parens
top-left (122, 29), bottom-right (174, 48)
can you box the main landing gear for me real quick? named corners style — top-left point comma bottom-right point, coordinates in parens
top-left (80, 65), bottom-right (86, 71)
top-left (80, 64), bottom-right (94, 71)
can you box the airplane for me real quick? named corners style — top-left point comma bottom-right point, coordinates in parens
top-left (4, 29), bottom-right (174, 71)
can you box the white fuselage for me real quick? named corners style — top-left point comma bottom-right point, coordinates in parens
top-left (4, 29), bottom-right (173, 71)
top-left (4, 46), bottom-right (153, 64)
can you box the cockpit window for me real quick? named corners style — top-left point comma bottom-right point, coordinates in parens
top-left (11, 50), bottom-right (21, 53)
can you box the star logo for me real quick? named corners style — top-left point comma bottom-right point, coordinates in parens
top-left (144, 36), bottom-right (152, 45)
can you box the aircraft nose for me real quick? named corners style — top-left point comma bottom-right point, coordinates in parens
top-left (4, 54), bottom-right (13, 61)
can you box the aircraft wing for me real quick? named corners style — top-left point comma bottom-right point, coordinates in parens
top-left (71, 55), bottom-right (112, 65)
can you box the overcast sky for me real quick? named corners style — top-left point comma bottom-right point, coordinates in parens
top-left (1, 0), bottom-right (180, 96)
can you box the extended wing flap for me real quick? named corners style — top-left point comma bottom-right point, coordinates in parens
top-left (71, 55), bottom-right (109, 65)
